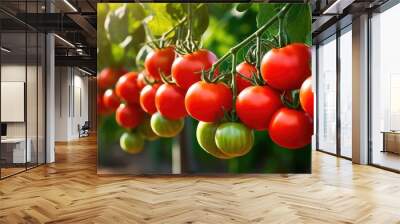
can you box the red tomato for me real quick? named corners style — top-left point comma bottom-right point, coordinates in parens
top-left (97, 68), bottom-right (127, 90)
top-left (236, 86), bottom-right (282, 131)
top-left (97, 95), bottom-right (112, 115)
top-left (155, 84), bottom-right (187, 120)
top-left (145, 46), bottom-right (176, 80)
top-left (136, 71), bottom-right (147, 90)
top-left (103, 89), bottom-right (120, 111)
top-left (261, 43), bottom-right (311, 90)
top-left (236, 62), bottom-right (256, 93)
top-left (185, 81), bottom-right (232, 122)
top-left (171, 49), bottom-right (218, 90)
top-left (140, 84), bottom-right (160, 115)
top-left (268, 108), bottom-right (313, 149)
top-left (115, 104), bottom-right (143, 129)
top-left (115, 72), bottom-right (140, 104)
top-left (300, 76), bottom-right (314, 118)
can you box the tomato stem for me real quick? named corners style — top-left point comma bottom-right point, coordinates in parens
top-left (230, 51), bottom-right (238, 122)
top-left (208, 4), bottom-right (291, 79)
top-left (280, 90), bottom-right (300, 109)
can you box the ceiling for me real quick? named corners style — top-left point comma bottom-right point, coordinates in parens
top-left (0, 0), bottom-right (98, 74)
top-left (0, 0), bottom-right (392, 74)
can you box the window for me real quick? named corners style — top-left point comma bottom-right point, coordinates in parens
top-left (317, 35), bottom-right (337, 154)
top-left (370, 3), bottom-right (400, 171)
top-left (339, 26), bottom-right (352, 158)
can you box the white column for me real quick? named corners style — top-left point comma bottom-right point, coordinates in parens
top-left (352, 14), bottom-right (369, 164)
top-left (46, 32), bottom-right (55, 163)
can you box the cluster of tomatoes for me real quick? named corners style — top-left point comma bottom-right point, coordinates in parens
top-left (98, 42), bottom-right (313, 158)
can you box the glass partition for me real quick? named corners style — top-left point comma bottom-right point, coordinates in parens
top-left (1, 30), bottom-right (28, 177)
top-left (0, 1), bottom-right (46, 179)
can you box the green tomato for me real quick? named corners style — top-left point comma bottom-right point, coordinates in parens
top-left (120, 132), bottom-right (144, 154)
top-left (215, 122), bottom-right (254, 157)
top-left (150, 112), bottom-right (184, 138)
top-left (138, 117), bottom-right (159, 141)
top-left (196, 122), bottom-right (232, 159)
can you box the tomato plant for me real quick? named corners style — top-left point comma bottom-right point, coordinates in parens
top-left (138, 116), bottom-right (159, 140)
top-left (261, 43), bottom-right (311, 90)
top-left (115, 104), bottom-right (144, 129)
top-left (136, 71), bottom-right (147, 90)
top-left (98, 67), bottom-right (127, 90)
top-left (115, 72), bottom-right (141, 104)
top-left (268, 108), bottom-right (313, 149)
top-left (185, 81), bottom-right (232, 122)
top-left (215, 122), bottom-right (254, 157)
top-left (236, 86), bottom-right (282, 131)
top-left (150, 112), bottom-right (184, 137)
top-left (236, 61), bottom-right (257, 93)
top-left (140, 84), bottom-right (160, 115)
top-left (98, 95), bottom-right (112, 116)
top-left (103, 89), bottom-right (120, 111)
top-left (196, 122), bottom-right (232, 159)
top-left (120, 132), bottom-right (145, 154)
top-left (145, 46), bottom-right (176, 80)
top-left (171, 49), bottom-right (218, 90)
top-left (155, 83), bottom-right (187, 120)
top-left (300, 76), bottom-right (314, 118)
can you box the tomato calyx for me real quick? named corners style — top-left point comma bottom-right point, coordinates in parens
top-left (281, 90), bottom-right (301, 109)
top-left (142, 73), bottom-right (158, 86)
top-left (160, 70), bottom-right (175, 85)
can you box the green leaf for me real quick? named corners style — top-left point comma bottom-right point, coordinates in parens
top-left (145, 3), bottom-right (181, 37)
top-left (256, 3), bottom-right (283, 33)
top-left (191, 4), bottom-right (209, 41)
top-left (284, 4), bottom-right (311, 44)
top-left (105, 4), bottom-right (145, 44)
top-left (166, 3), bottom-right (185, 21)
top-left (235, 3), bottom-right (252, 12)
top-left (136, 45), bottom-right (153, 70)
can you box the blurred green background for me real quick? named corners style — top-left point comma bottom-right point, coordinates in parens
top-left (98, 3), bottom-right (312, 174)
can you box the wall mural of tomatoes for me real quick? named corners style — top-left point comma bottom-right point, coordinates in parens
top-left (97, 3), bottom-right (312, 174)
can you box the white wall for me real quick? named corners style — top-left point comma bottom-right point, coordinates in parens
top-left (54, 67), bottom-right (89, 141)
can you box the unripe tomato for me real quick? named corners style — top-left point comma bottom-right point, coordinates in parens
top-left (97, 67), bottom-right (127, 90)
top-left (268, 108), bottom-right (313, 149)
top-left (103, 89), bottom-right (120, 111)
top-left (236, 86), bottom-right (282, 131)
top-left (236, 61), bottom-right (257, 93)
top-left (300, 76), bottom-right (314, 118)
top-left (261, 43), bottom-right (311, 90)
top-left (115, 72), bottom-right (140, 104)
top-left (171, 49), bottom-right (218, 90)
top-left (98, 95), bottom-right (112, 115)
top-left (120, 132), bottom-right (144, 154)
top-left (138, 116), bottom-right (159, 141)
top-left (196, 122), bottom-right (232, 159)
top-left (185, 81), bottom-right (232, 122)
top-left (150, 112), bottom-right (184, 138)
top-left (140, 84), bottom-right (160, 115)
top-left (155, 83), bottom-right (187, 120)
top-left (115, 104), bottom-right (143, 129)
top-left (145, 46), bottom-right (176, 80)
top-left (215, 122), bottom-right (254, 157)
top-left (136, 71), bottom-right (147, 90)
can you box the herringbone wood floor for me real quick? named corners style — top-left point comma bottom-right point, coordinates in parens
top-left (1, 136), bottom-right (400, 224)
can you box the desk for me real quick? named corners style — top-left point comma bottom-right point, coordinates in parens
top-left (1, 138), bottom-right (31, 163)
top-left (381, 131), bottom-right (400, 154)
